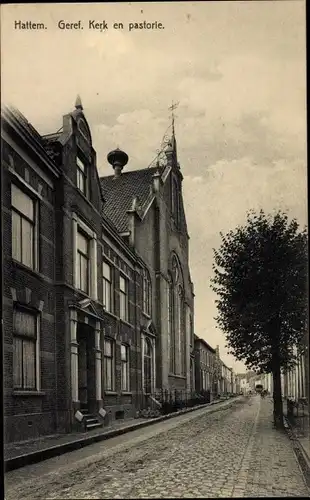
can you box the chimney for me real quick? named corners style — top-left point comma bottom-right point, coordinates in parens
top-left (107, 148), bottom-right (128, 178)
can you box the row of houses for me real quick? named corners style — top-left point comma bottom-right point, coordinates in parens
top-left (260, 349), bottom-right (309, 405)
top-left (194, 336), bottom-right (240, 397)
top-left (1, 99), bottom-right (239, 445)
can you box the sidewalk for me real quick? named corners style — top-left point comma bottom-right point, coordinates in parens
top-left (284, 411), bottom-right (310, 488)
top-left (237, 397), bottom-right (310, 498)
top-left (4, 396), bottom-right (239, 471)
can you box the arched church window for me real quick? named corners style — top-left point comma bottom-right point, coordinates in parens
top-left (171, 177), bottom-right (180, 226)
top-left (168, 273), bottom-right (174, 374)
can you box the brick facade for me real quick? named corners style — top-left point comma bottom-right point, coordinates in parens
top-left (2, 100), bottom-right (197, 443)
top-left (194, 335), bottom-right (216, 397)
top-left (1, 104), bottom-right (148, 443)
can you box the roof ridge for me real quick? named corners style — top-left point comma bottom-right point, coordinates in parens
top-left (99, 164), bottom-right (163, 180)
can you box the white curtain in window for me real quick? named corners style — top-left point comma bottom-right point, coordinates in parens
top-left (23, 340), bottom-right (36, 389)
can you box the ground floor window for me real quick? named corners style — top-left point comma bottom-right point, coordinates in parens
top-left (13, 308), bottom-right (38, 390)
top-left (104, 338), bottom-right (115, 391)
top-left (121, 344), bottom-right (130, 392)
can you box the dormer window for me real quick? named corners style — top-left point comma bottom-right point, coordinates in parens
top-left (76, 156), bottom-right (87, 196)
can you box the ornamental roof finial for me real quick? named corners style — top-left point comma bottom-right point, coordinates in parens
top-left (75, 95), bottom-right (83, 110)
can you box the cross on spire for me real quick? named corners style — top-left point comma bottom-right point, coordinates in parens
top-left (168, 100), bottom-right (179, 136)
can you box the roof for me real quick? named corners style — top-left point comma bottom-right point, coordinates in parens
top-left (100, 166), bottom-right (164, 233)
top-left (1, 105), bottom-right (60, 176)
top-left (194, 335), bottom-right (216, 353)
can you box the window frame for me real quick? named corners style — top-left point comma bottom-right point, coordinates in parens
top-left (119, 274), bottom-right (129, 322)
top-left (120, 344), bottom-right (130, 392)
top-left (13, 307), bottom-right (39, 391)
top-left (76, 229), bottom-right (90, 294)
top-left (76, 155), bottom-right (87, 196)
top-left (103, 338), bottom-right (115, 391)
top-left (102, 260), bottom-right (113, 313)
top-left (143, 337), bottom-right (153, 394)
top-left (11, 183), bottom-right (38, 270)
top-left (142, 268), bottom-right (152, 316)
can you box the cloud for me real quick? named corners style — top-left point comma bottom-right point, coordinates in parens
top-left (1, 1), bottom-right (306, 372)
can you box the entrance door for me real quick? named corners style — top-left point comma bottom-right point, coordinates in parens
top-left (77, 324), bottom-right (96, 410)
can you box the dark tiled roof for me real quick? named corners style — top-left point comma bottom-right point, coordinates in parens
top-left (100, 166), bottom-right (164, 233)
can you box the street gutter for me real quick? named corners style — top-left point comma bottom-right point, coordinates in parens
top-left (5, 396), bottom-right (242, 472)
top-left (284, 416), bottom-right (310, 489)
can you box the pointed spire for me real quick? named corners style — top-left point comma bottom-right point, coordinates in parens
top-left (75, 95), bottom-right (83, 110)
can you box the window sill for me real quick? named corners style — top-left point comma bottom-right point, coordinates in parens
top-left (121, 391), bottom-right (132, 396)
top-left (104, 391), bottom-right (117, 395)
top-left (12, 390), bottom-right (46, 397)
top-left (12, 259), bottom-right (40, 278)
top-left (102, 309), bottom-right (119, 321)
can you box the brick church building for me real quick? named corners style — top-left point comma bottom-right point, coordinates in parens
top-left (1, 98), bottom-right (195, 443)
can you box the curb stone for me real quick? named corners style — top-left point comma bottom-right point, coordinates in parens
top-left (4, 397), bottom-right (242, 472)
top-left (284, 416), bottom-right (310, 490)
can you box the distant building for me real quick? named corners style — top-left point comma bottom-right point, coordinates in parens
top-left (194, 335), bottom-right (216, 398)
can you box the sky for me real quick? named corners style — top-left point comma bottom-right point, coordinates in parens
top-left (1, 1), bottom-right (307, 373)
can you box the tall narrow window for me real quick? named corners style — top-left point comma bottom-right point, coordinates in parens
top-left (77, 156), bottom-right (87, 195)
top-left (143, 337), bottom-right (153, 394)
top-left (142, 269), bottom-right (151, 316)
top-left (121, 344), bottom-right (130, 391)
top-left (119, 275), bottom-right (128, 321)
top-left (172, 178), bottom-right (180, 226)
top-left (168, 276), bottom-right (174, 373)
top-left (103, 262), bottom-right (113, 312)
top-left (11, 184), bottom-right (36, 269)
top-left (104, 338), bottom-right (114, 391)
top-left (13, 309), bottom-right (38, 390)
top-left (77, 230), bottom-right (89, 293)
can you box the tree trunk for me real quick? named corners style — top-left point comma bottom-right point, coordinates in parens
top-left (272, 361), bottom-right (284, 429)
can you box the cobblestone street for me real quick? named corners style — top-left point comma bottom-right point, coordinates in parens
top-left (5, 396), bottom-right (309, 499)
